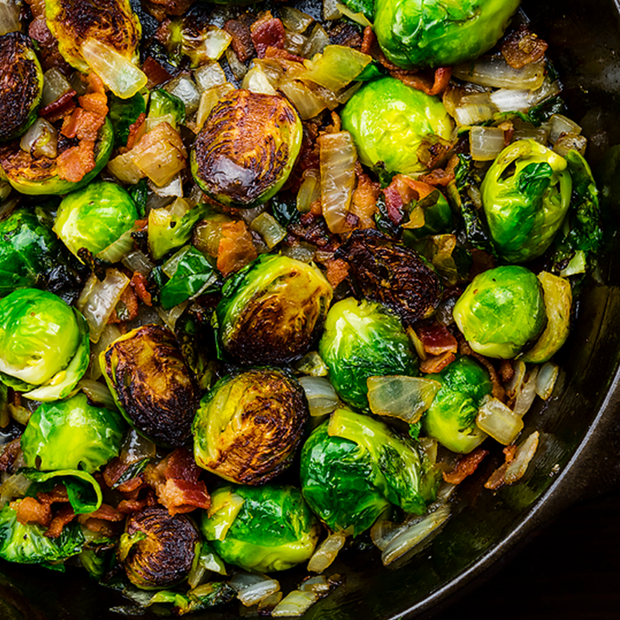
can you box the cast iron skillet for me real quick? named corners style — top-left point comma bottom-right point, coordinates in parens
top-left (1, 0), bottom-right (620, 618)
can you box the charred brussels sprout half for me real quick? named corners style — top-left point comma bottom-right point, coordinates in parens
top-left (422, 357), bottom-right (492, 453)
top-left (374, 0), bottom-right (520, 69)
top-left (201, 485), bottom-right (319, 573)
top-left (482, 139), bottom-right (573, 263)
top-left (0, 288), bottom-right (89, 401)
top-left (338, 229), bottom-right (442, 326)
top-left (217, 254), bottom-right (333, 366)
top-left (0, 33), bottom-right (43, 142)
top-left (53, 181), bottom-right (138, 260)
top-left (20, 393), bottom-right (126, 473)
top-left (319, 298), bottom-right (418, 410)
top-left (340, 77), bottom-right (453, 175)
top-left (191, 90), bottom-right (302, 208)
top-left (453, 266), bottom-right (546, 359)
top-left (101, 324), bottom-right (198, 448)
top-left (193, 368), bottom-right (309, 485)
top-left (119, 507), bottom-right (199, 590)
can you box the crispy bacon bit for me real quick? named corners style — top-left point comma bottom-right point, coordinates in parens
top-left (45, 505), bottom-right (76, 539)
top-left (443, 448), bottom-right (489, 485)
top-left (382, 174), bottom-right (420, 226)
top-left (56, 140), bottom-right (96, 183)
top-left (39, 90), bottom-right (77, 122)
top-left (144, 0), bottom-right (193, 19)
top-left (0, 439), bottom-right (23, 473)
top-left (351, 166), bottom-right (380, 229)
top-left (123, 113), bottom-right (147, 153)
top-left (108, 285), bottom-right (139, 324)
top-left (418, 167), bottom-right (456, 187)
top-left (417, 322), bottom-right (458, 356)
top-left (224, 19), bottom-right (256, 62)
top-left (391, 67), bottom-right (452, 97)
top-left (37, 485), bottom-right (69, 505)
top-left (499, 360), bottom-right (515, 383)
top-left (14, 497), bottom-right (52, 528)
top-left (484, 445), bottom-right (518, 490)
top-left (131, 271), bottom-right (153, 306)
top-left (264, 46), bottom-right (306, 63)
top-left (79, 504), bottom-right (124, 534)
top-left (325, 258), bottom-right (350, 288)
top-left (250, 14), bottom-right (286, 58)
top-left (143, 57), bottom-right (174, 87)
top-left (217, 220), bottom-right (258, 277)
top-left (420, 350), bottom-right (456, 374)
top-left (103, 457), bottom-right (145, 494)
top-left (500, 25), bottom-right (548, 69)
top-left (79, 92), bottom-right (109, 117)
top-left (360, 26), bottom-right (402, 71)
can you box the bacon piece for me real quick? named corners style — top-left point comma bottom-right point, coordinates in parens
top-left (351, 166), bottom-right (380, 229)
top-left (443, 448), bottom-right (489, 484)
top-left (143, 57), bottom-right (174, 87)
top-left (45, 505), bottom-right (76, 539)
top-left (500, 25), bottom-right (548, 69)
top-left (360, 26), bottom-right (401, 71)
top-left (382, 174), bottom-right (421, 226)
top-left (83, 503), bottom-right (124, 522)
top-left (484, 445), bottom-right (518, 490)
top-left (108, 286), bottom-right (139, 324)
top-left (250, 14), bottom-right (286, 58)
top-left (391, 67), bottom-right (452, 97)
top-left (217, 220), bottom-right (258, 277)
top-left (39, 90), bottom-right (77, 122)
top-left (289, 212), bottom-right (333, 248)
top-left (15, 497), bottom-right (52, 528)
top-left (131, 272), bottom-right (153, 306)
top-left (499, 360), bottom-right (515, 383)
top-left (224, 19), bottom-right (255, 63)
top-left (0, 439), bottom-right (22, 473)
top-left (56, 140), bottom-right (96, 183)
top-left (102, 457), bottom-right (145, 494)
top-left (124, 113), bottom-right (147, 153)
top-left (418, 167), bottom-right (456, 188)
top-left (264, 46), bottom-right (305, 63)
top-left (37, 485), bottom-right (69, 505)
top-left (420, 351), bottom-right (456, 374)
top-left (416, 322), bottom-right (458, 356)
top-left (79, 92), bottom-right (109, 117)
top-left (325, 258), bottom-right (350, 288)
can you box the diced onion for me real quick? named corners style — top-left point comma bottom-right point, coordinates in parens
top-left (132, 124), bottom-right (187, 187)
top-left (195, 87), bottom-right (223, 132)
top-left (193, 61), bottom-right (227, 92)
top-left (97, 227), bottom-right (136, 264)
top-left (476, 396), bottom-right (523, 445)
top-left (225, 48), bottom-right (247, 81)
top-left (489, 88), bottom-right (531, 112)
top-left (107, 150), bottom-right (144, 185)
top-left (148, 175), bottom-right (183, 199)
top-left (78, 379), bottom-right (118, 410)
top-left (285, 32), bottom-right (307, 55)
top-left (453, 56), bottom-right (546, 90)
top-left (0, 0), bottom-right (20, 36)
top-left (88, 323), bottom-right (123, 380)
top-left (536, 362), bottom-right (559, 400)
top-left (302, 45), bottom-right (372, 92)
top-left (370, 517), bottom-right (404, 552)
top-left (418, 436), bottom-right (438, 464)
top-left (185, 26), bottom-right (232, 63)
top-left (279, 78), bottom-right (326, 120)
top-left (9, 404), bottom-right (30, 426)
top-left (454, 104), bottom-right (495, 127)
top-left (307, 532), bottom-right (346, 573)
top-left (295, 351), bottom-right (328, 376)
top-left (242, 64), bottom-right (278, 95)
top-left (296, 169), bottom-right (321, 213)
top-left (164, 75), bottom-right (201, 115)
top-left (250, 212), bottom-right (287, 249)
top-left (230, 572), bottom-right (280, 607)
top-left (323, 0), bottom-right (341, 20)
top-left (0, 474), bottom-right (30, 509)
top-left (505, 360), bottom-right (526, 399)
top-left (512, 126), bottom-right (550, 144)
top-left (258, 592), bottom-right (284, 611)
top-left (41, 68), bottom-right (73, 107)
top-left (335, 1), bottom-right (372, 27)
top-left (280, 7), bottom-right (314, 33)
top-left (298, 376), bottom-right (339, 417)
top-left (504, 431), bottom-right (540, 485)
top-left (548, 114), bottom-right (582, 144)
top-left (513, 367), bottom-right (539, 417)
top-left (272, 590), bottom-right (319, 617)
top-left (122, 250), bottom-right (154, 277)
top-left (554, 133), bottom-right (588, 158)
top-left (528, 79), bottom-right (562, 107)
top-left (299, 575), bottom-right (331, 594)
top-left (281, 241), bottom-right (317, 263)
top-left (20, 118), bottom-right (58, 159)
top-left (469, 126), bottom-right (506, 161)
top-left (156, 302), bottom-right (189, 332)
top-left (301, 24), bottom-right (330, 58)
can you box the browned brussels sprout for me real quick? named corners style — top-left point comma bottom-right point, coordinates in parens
top-left (0, 33), bottom-right (43, 142)
top-left (100, 324), bottom-right (198, 448)
top-left (119, 507), bottom-right (199, 590)
top-left (338, 229), bottom-right (442, 326)
top-left (192, 368), bottom-right (309, 485)
top-left (191, 90), bottom-right (302, 208)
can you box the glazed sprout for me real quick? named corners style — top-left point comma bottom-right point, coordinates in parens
top-left (119, 507), bottom-right (200, 590)
top-left (481, 139), bottom-right (573, 263)
top-left (20, 392), bottom-right (126, 473)
top-left (0, 33), bottom-right (43, 142)
top-left (340, 77), bottom-right (453, 175)
top-left (374, 0), bottom-right (520, 69)
top-left (453, 265), bottom-right (546, 359)
top-left (318, 298), bottom-right (418, 410)
top-left (0, 288), bottom-right (89, 401)
top-left (301, 409), bottom-right (441, 535)
top-left (201, 484), bottom-right (319, 573)
top-left (421, 357), bottom-right (492, 454)
top-left (216, 254), bottom-right (333, 366)
top-left (192, 368), bottom-right (309, 485)
top-left (191, 89), bottom-right (303, 208)
top-left (148, 89), bottom-right (186, 131)
top-left (100, 324), bottom-right (198, 448)
top-left (53, 181), bottom-right (138, 261)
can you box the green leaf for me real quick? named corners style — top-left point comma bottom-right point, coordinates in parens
top-left (109, 93), bottom-right (146, 148)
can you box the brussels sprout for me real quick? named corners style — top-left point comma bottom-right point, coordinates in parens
top-left (201, 484), bottom-right (319, 573)
top-left (53, 181), bottom-right (138, 261)
top-left (101, 324), bottom-right (198, 448)
top-left (20, 393), bottom-right (125, 473)
top-left (421, 357), bottom-right (492, 453)
top-left (45, 0), bottom-right (141, 72)
top-left (340, 77), bottom-right (453, 175)
top-left (191, 90), bottom-right (303, 208)
top-left (149, 89), bottom-right (186, 130)
top-left (481, 140), bottom-right (573, 263)
top-left (0, 288), bottom-right (89, 401)
top-left (193, 368), bottom-right (309, 484)
top-left (109, 92), bottom-right (147, 149)
top-left (119, 507), bottom-right (199, 590)
top-left (374, 0), bottom-right (520, 69)
top-left (318, 298), bottom-right (418, 410)
top-left (0, 33), bottom-right (44, 142)
top-left (217, 254), bottom-right (333, 366)
top-left (453, 266), bottom-right (546, 359)
top-left (301, 409), bottom-right (441, 535)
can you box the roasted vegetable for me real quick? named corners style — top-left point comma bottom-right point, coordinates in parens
top-left (191, 90), bottom-right (302, 207)
top-left (148, 89), bottom-right (185, 130)
top-left (216, 254), bottom-right (333, 366)
top-left (100, 324), bottom-right (198, 447)
top-left (318, 298), bottom-right (418, 410)
top-left (193, 368), bottom-right (309, 484)
top-left (201, 484), bottom-right (319, 573)
top-left (0, 33), bottom-right (43, 142)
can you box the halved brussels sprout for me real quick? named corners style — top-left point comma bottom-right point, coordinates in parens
top-left (20, 392), bottom-right (126, 473)
top-left (453, 266), bottom-right (546, 359)
top-left (482, 139), bottom-right (573, 263)
top-left (201, 484), bottom-right (319, 573)
top-left (422, 357), bottom-right (492, 454)
top-left (100, 324), bottom-right (198, 448)
top-left (374, 0), bottom-right (520, 69)
top-left (0, 288), bottom-right (89, 401)
top-left (0, 33), bottom-right (43, 142)
top-left (53, 181), bottom-right (138, 260)
top-left (217, 254), bottom-right (333, 366)
top-left (193, 368), bottom-right (309, 484)
top-left (119, 507), bottom-right (199, 590)
top-left (318, 298), bottom-right (418, 410)
top-left (191, 90), bottom-right (303, 208)
top-left (340, 77), bottom-right (453, 175)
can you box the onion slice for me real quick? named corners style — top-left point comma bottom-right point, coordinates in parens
top-left (272, 590), bottom-right (319, 617)
top-left (307, 532), bottom-right (346, 573)
top-left (536, 362), bottom-right (559, 400)
top-left (504, 431), bottom-right (540, 485)
top-left (230, 572), bottom-right (280, 607)
top-left (476, 396), bottom-right (524, 445)
top-left (298, 376), bottom-right (339, 417)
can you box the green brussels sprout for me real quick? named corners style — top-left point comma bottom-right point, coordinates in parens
top-left (481, 139), bottom-right (573, 263)
top-left (192, 368), bottom-right (309, 485)
top-left (53, 181), bottom-right (138, 261)
top-left (45, 0), bottom-right (141, 72)
top-left (0, 288), bottom-right (89, 401)
top-left (453, 266), bottom-right (546, 359)
top-left (201, 484), bottom-right (320, 573)
top-left (217, 254), bottom-right (333, 366)
top-left (318, 298), bottom-right (418, 410)
top-left (191, 90), bottom-right (303, 208)
top-left (0, 33), bottom-right (44, 142)
top-left (119, 507), bottom-right (199, 590)
top-left (20, 393), bottom-right (126, 473)
top-left (100, 324), bottom-right (198, 448)
top-left (109, 92), bottom-right (147, 149)
top-left (301, 409), bottom-right (441, 535)
top-left (340, 77), bottom-right (453, 175)
top-left (149, 89), bottom-right (186, 131)
top-left (374, 0), bottom-right (520, 69)
top-left (421, 357), bottom-right (492, 453)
